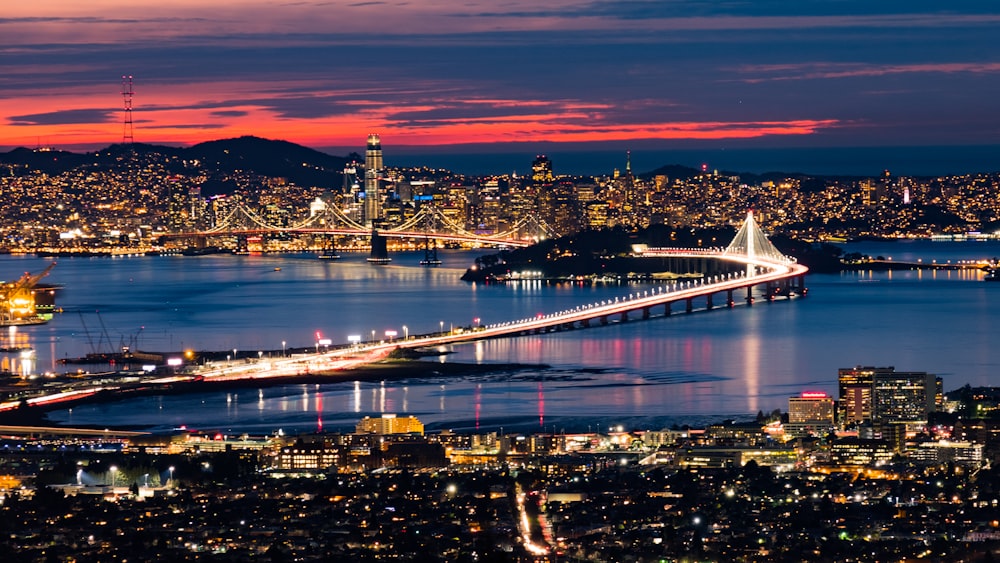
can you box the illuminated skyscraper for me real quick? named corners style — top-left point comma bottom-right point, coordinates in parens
top-left (839, 366), bottom-right (942, 427)
top-left (838, 366), bottom-right (878, 425)
top-left (364, 134), bottom-right (383, 227)
top-left (531, 155), bottom-right (554, 185)
top-left (872, 369), bottom-right (940, 424)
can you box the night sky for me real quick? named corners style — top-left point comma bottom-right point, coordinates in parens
top-left (3, 1), bottom-right (1000, 163)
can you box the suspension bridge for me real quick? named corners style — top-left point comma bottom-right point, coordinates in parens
top-left (163, 201), bottom-right (557, 249)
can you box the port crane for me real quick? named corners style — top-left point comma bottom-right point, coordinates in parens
top-left (1, 262), bottom-right (56, 325)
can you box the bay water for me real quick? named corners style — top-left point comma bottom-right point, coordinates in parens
top-left (2, 240), bottom-right (997, 434)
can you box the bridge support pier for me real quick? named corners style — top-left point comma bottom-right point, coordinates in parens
top-left (727, 289), bottom-right (735, 308)
top-left (685, 298), bottom-right (693, 314)
top-left (664, 302), bottom-right (671, 316)
top-left (620, 312), bottom-right (628, 323)
top-left (582, 319), bottom-right (590, 328)
top-left (706, 294), bottom-right (714, 310)
top-left (600, 316), bottom-right (608, 326)
top-left (746, 286), bottom-right (754, 306)
top-left (642, 307), bottom-right (650, 319)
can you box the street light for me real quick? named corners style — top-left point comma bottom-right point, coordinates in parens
top-left (281, 340), bottom-right (286, 357)
top-left (402, 325), bottom-right (408, 340)
top-left (371, 329), bottom-right (376, 343)
top-left (439, 320), bottom-right (444, 334)
top-left (168, 466), bottom-right (175, 486)
top-left (143, 473), bottom-right (149, 488)
top-left (109, 465), bottom-right (118, 493)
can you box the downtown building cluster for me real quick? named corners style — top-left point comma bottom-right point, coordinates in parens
top-left (5, 366), bottom-right (1000, 561)
top-left (2, 139), bottom-right (1000, 253)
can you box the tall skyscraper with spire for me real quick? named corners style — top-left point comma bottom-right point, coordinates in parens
top-left (364, 134), bottom-right (383, 227)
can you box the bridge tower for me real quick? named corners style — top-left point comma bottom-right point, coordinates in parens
top-left (726, 209), bottom-right (784, 275)
top-left (420, 207), bottom-right (442, 266)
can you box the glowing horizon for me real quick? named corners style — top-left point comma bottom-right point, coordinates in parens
top-left (3, 2), bottom-right (1000, 154)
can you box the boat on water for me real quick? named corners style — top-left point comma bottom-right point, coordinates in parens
top-left (985, 269), bottom-right (999, 282)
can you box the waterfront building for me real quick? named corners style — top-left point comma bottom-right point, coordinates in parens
top-left (355, 413), bottom-right (424, 435)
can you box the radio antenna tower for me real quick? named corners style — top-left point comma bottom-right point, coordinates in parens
top-left (121, 75), bottom-right (134, 147)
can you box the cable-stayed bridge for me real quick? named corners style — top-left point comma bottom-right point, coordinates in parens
top-left (3, 210), bottom-right (809, 410)
top-left (164, 202), bottom-right (557, 248)
top-left (394, 210), bottom-right (807, 346)
top-left (165, 211), bottom-right (808, 381)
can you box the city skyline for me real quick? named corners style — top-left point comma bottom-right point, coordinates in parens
top-left (3, 1), bottom-right (1000, 158)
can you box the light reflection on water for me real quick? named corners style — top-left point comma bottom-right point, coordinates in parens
top-left (0, 242), bottom-right (996, 433)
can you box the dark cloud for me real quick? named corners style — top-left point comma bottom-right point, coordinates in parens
top-left (210, 110), bottom-right (250, 118)
top-left (142, 123), bottom-right (227, 130)
top-left (4, 1), bottom-right (1000, 150)
top-left (8, 108), bottom-right (115, 126)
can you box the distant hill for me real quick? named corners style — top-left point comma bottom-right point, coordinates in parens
top-left (2, 137), bottom-right (880, 192)
top-left (0, 136), bottom-right (349, 190)
top-left (641, 164), bottom-right (703, 181)
top-left (187, 136), bottom-right (348, 189)
top-left (0, 146), bottom-right (91, 174)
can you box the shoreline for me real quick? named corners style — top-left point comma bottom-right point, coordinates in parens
top-left (0, 360), bottom-right (551, 429)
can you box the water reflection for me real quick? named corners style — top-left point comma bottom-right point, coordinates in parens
top-left (12, 243), bottom-right (1000, 432)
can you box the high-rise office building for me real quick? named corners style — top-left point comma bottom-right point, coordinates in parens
top-left (364, 134), bottom-right (383, 227)
top-left (839, 366), bottom-right (942, 427)
top-left (531, 155), bottom-right (554, 185)
top-left (839, 366), bottom-right (879, 425)
top-left (872, 369), bottom-right (940, 424)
